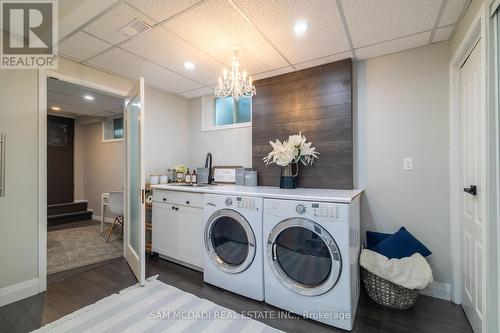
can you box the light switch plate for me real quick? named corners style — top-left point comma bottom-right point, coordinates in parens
top-left (403, 158), bottom-right (413, 171)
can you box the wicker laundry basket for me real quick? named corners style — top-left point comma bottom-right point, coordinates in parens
top-left (361, 267), bottom-right (420, 310)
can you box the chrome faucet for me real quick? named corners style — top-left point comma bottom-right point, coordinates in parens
top-left (205, 153), bottom-right (213, 184)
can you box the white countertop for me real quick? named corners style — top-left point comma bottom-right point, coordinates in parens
top-left (151, 184), bottom-right (362, 203)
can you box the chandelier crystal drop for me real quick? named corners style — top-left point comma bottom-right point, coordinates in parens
top-left (215, 50), bottom-right (256, 101)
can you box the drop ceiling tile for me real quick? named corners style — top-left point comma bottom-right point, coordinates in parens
top-left (125, 0), bottom-right (202, 23)
top-left (48, 90), bottom-right (122, 112)
top-left (93, 111), bottom-right (119, 117)
top-left (341, 0), bottom-right (440, 48)
top-left (164, 0), bottom-right (288, 74)
top-left (355, 32), bottom-right (431, 60)
top-left (47, 101), bottom-right (102, 116)
top-left (59, 0), bottom-right (119, 41)
top-left (233, 0), bottom-right (350, 64)
top-left (432, 26), bottom-right (454, 43)
top-left (179, 87), bottom-right (215, 98)
top-left (294, 51), bottom-right (353, 70)
top-left (252, 66), bottom-right (295, 81)
top-left (87, 48), bottom-right (203, 93)
top-left (59, 31), bottom-right (112, 61)
top-left (48, 78), bottom-right (123, 110)
top-left (83, 2), bottom-right (155, 45)
top-left (122, 27), bottom-right (223, 84)
top-left (438, 0), bottom-right (468, 27)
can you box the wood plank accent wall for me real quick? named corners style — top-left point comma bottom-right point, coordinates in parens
top-left (252, 59), bottom-right (353, 189)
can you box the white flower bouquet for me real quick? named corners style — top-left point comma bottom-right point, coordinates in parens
top-left (263, 132), bottom-right (319, 167)
top-left (174, 164), bottom-right (188, 174)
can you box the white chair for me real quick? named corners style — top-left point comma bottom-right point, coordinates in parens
top-left (106, 191), bottom-right (124, 242)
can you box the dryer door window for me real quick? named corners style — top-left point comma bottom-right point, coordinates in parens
top-left (267, 218), bottom-right (342, 296)
top-left (205, 209), bottom-right (256, 274)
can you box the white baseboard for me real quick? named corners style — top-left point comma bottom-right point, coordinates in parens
top-left (92, 215), bottom-right (115, 223)
top-left (420, 281), bottom-right (451, 301)
top-left (0, 278), bottom-right (40, 307)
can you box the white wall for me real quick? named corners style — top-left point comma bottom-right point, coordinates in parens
top-left (145, 88), bottom-right (190, 176)
top-left (76, 121), bottom-right (125, 214)
top-left (355, 42), bottom-right (451, 285)
top-left (187, 97), bottom-right (252, 169)
top-left (0, 70), bottom-right (39, 291)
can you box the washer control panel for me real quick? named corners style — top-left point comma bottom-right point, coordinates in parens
top-left (295, 204), bottom-right (306, 214)
top-left (235, 197), bottom-right (258, 210)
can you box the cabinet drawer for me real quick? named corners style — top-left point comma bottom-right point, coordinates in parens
top-left (153, 190), bottom-right (203, 208)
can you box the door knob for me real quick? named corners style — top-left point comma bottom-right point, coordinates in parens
top-left (463, 185), bottom-right (477, 196)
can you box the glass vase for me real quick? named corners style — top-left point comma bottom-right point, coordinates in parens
top-left (279, 163), bottom-right (298, 189)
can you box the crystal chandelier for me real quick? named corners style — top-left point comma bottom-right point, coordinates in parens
top-left (215, 50), bottom-right (256, 101)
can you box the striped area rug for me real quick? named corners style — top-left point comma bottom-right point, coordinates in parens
top-left (33, 276), bottom-right (282, 333)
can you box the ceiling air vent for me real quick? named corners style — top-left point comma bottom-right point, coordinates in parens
top-left (119, 19), bottom-right (152, 38)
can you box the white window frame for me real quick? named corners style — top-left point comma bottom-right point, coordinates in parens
top-left (102, 115), bottom-right (124, 143)
top-left (201, 95), bottom-right (252, 132)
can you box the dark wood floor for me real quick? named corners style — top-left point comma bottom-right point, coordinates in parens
top-left (0, 257), bottom-right (472, 333)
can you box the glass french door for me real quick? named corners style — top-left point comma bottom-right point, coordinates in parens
top-left (124, 78), bottom-right (145, 286)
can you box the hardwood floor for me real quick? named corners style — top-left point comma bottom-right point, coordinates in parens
top-left (0, 257), bottom-right (472, 333)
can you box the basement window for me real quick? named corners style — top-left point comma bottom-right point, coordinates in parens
top-left (202, 96), bottom-right (252, 131)
top-left (102, 117), bottom-right (124, 142)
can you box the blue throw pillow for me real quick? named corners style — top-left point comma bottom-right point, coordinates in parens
top-left (366, 231), bottom-right (391, 249)
top-left (371, 227), bottom-right (431, 259)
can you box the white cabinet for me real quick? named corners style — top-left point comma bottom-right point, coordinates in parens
top-left (152, 203), bottom-right (178, 258)
top-left (176, 205), bottom-right (203, 268)
top-left (152, 190), bottom-right (203, 269)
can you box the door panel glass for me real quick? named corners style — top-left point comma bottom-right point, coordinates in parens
top-left (127, 95), bottom-right (141, 255)
top-left (275, 227), bottom-right (332, 287)
top-left (211, 216), bottom-right (248, 266)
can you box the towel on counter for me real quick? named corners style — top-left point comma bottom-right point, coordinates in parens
top-left (360, 249), bottom-right (433, 290)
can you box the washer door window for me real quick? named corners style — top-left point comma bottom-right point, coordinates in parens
top-left (268, 218), bottom-right (342, 296)
top-left (205, 209), bottom-right (256, 274)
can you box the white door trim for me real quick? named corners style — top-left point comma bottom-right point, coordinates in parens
top-left (449, 4), bottom-right (483, 306)
top-left (449, 3), bottom-right (499, 332)
top-left (38, 70), bottom-right (127, 293)
top-left (489, 7), bottom-right (500, 332)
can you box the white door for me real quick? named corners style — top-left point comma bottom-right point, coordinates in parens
top-left (460, 41), bottom-right (486, 333)
top-left (124, 78), bottom-right (146, 286)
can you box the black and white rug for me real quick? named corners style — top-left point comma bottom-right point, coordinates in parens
top-left (33, 277), bottom-right (282, 333)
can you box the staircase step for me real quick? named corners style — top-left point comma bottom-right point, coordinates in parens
top-left (47, 210), bottom-right (93, 226)
top-left (48, 201), bottom-right (88, 215)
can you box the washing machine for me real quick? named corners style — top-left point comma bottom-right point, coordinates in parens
top-left (203, 194), bottom-right (264, 301)
top-left (263, 197), bottom-right (360, 331)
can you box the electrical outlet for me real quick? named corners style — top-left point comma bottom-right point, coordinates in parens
top-left (403, 158), bottom-right (413, 171)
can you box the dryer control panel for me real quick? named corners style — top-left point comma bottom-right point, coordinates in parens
top-left (264, 199), bottom-right (348, 222)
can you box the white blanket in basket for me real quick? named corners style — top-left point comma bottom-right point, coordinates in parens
top-left (360, 249), bottom-right (433, 290)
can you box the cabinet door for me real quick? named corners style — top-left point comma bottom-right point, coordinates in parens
top-left (152, 203), bottom-right (178, 257)
top-left (176, 206), bottom-right (203, 268)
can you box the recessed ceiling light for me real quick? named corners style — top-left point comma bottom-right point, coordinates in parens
top-left (294, 21), bottom-right (309, 36)
top-left (51, 106), bottom-right (61, 111)
top-left (184, 61), bottom-right (195, 70)
top-left (83, 95), bottom-right (94, 101)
